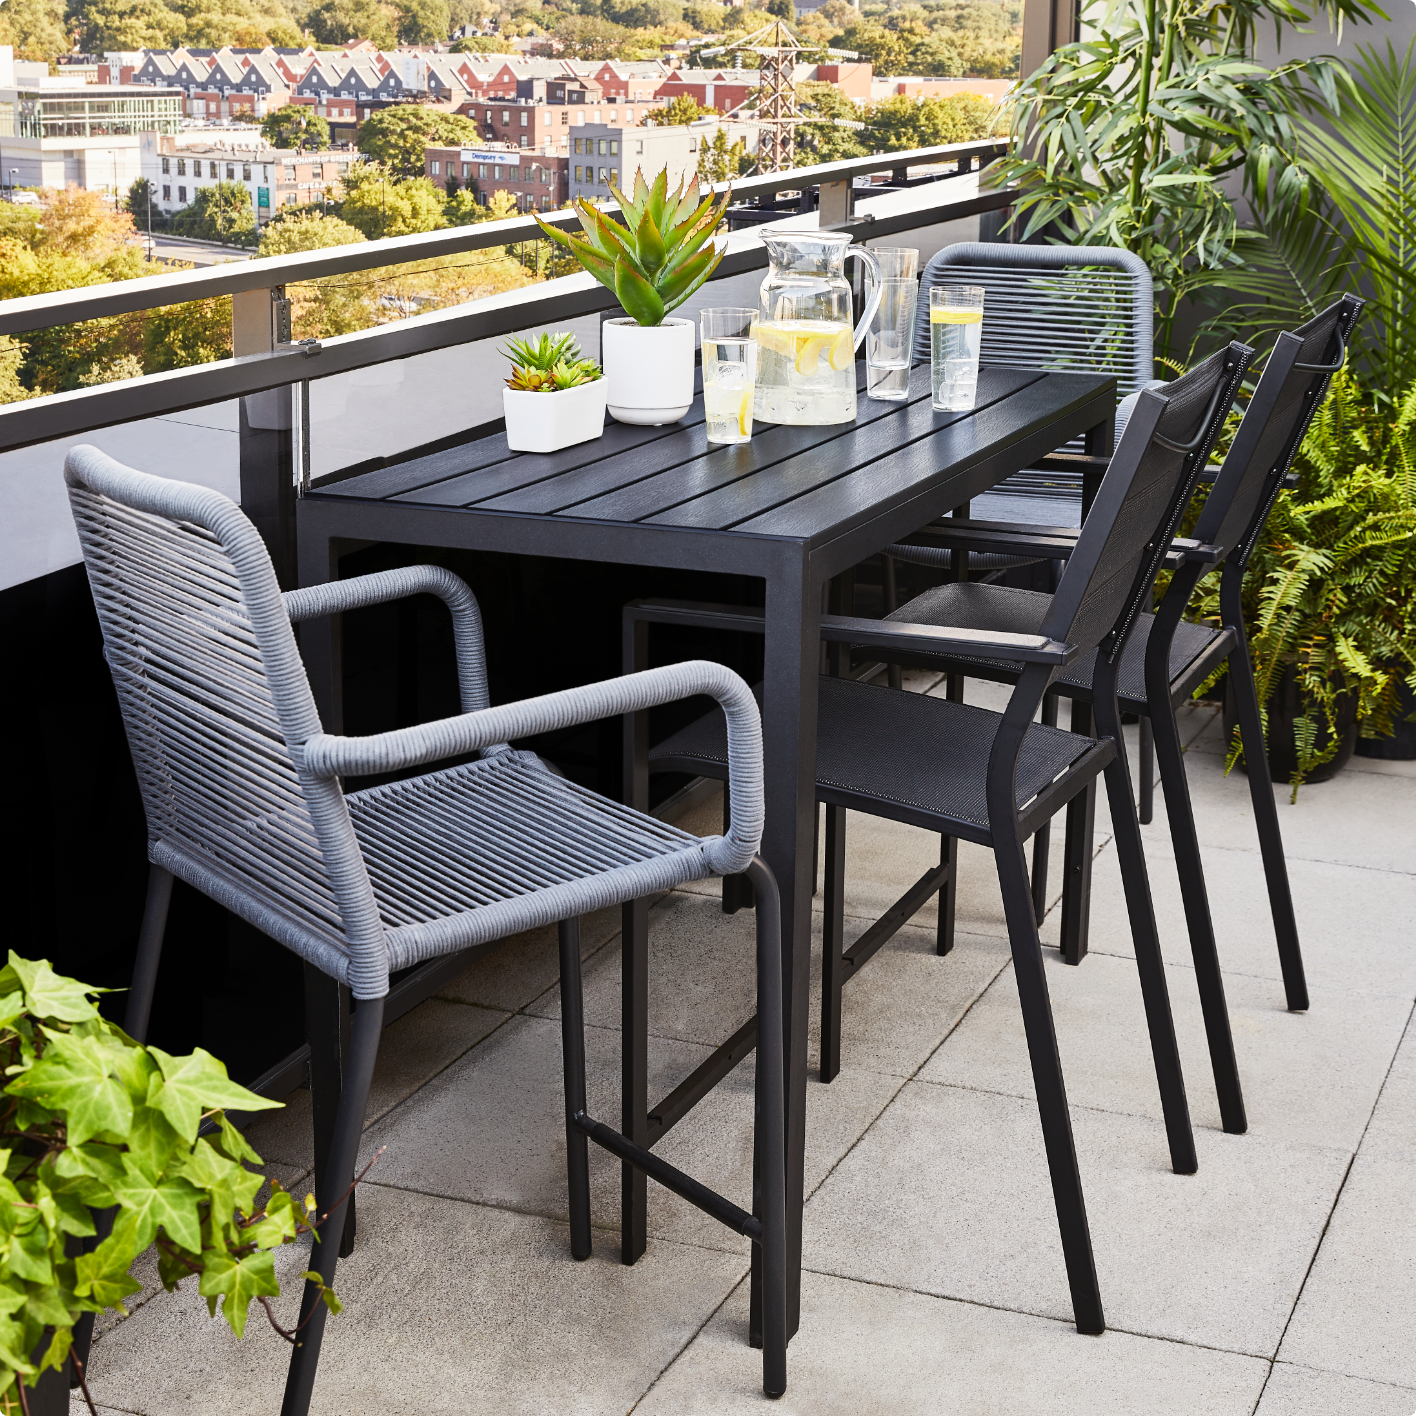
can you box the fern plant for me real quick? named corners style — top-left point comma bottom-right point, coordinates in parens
top-left (1189, 371), bottom-right (1416, 791)
top-left (501, 331), bottom-right (601, 392)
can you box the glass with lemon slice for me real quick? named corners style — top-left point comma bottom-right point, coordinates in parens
top-left (929, 285), bottom-right (985, 412)
top-left (701, 308), bottom-right (760, 445)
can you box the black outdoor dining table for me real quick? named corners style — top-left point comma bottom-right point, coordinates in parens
top-left (296, 358), bottom-right (1116, 1336)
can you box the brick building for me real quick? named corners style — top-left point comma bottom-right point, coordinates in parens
top-left (424, 142), bottom-right (568, 211)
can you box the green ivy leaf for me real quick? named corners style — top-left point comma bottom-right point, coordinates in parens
top-left (123, 1103), bottom-right (187, 1182)
top-left (210, 1112), bottom-right (263, 1169)
top-left (145, 1047), bottom-right (280, 1142)
top-left (5, 1224), bottom-right (55, 1286)
top-left (73, 1248), bottom-right (143, 1310)
top-left (8, 1031), bottom-right (131, 1146)
top-left (199, 1248), bottom-right (279, 1338)
top-left (6, 954), bottom-right (101, 1023)
top-left (110, 1163), bottom-right (203, 1253)
top-left (300, 1270), bottom-right (343, 1316)
top-left (180, 1140), bottom-right (261, 1242)
top-left (244, 1187), bottom-right (301, 1251)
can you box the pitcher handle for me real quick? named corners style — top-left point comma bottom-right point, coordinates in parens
top-left (848, 245), bottom-right (884, 352)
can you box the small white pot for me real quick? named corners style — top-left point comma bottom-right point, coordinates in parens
top-left (502, 378), bottom-right (607, 454)
top-left (602, 317), bottom-right (695, 425)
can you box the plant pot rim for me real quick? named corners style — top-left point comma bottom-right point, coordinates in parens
top-left (503, 379), bottom-right (604, 397)
top-left (604, 315), bottom-right (694, 328)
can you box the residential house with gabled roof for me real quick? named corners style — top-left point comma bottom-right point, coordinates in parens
top-left (228, 54), bottom-right (292, 118)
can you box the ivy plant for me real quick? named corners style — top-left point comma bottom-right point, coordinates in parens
top-left (0, 953), bottom-right (342, 1414)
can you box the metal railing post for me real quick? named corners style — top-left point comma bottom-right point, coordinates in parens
top-left (818, 179), bottom-right (851, 227)
top-left (232, 285), bottom-right (297, 588)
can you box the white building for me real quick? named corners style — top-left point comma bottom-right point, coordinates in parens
top-left (568, 120), bottom-right (756, 203)
top-left (0, 46), bottom-right (183, 194)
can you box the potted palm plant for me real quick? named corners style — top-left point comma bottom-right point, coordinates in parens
top-left (501, 332), bottom-right (606, 454)
top-left (535, 168), bottom-right (730, 426)
top-left (0, 952), bottom-right (343, 1415)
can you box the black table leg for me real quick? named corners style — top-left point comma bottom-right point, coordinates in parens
top-left (760, 559), bottom-right (818, 1339)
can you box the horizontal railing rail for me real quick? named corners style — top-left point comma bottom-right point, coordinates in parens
top-left (0, 148), bottom-right (1012, 457)
top-left (0, 141), bottom-right (1006, 337)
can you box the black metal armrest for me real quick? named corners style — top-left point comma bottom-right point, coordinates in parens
top-left (895, 518), bottom-right (1083, 560)
top-left (820, 614), bottom-right (1077, 665)
top-left (1030, 452), bottom-right (1111, 477)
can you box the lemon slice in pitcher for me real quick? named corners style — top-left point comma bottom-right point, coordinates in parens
top-left (827, 326), bottom-right (854, 371)
top-left (795, 333), bottom-right (830, 376)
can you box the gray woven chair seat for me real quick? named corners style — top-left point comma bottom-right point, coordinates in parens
top-left (650, 676), bottom-right (1096, 842)
top-left (878, 581), bottom-right (1224, 707)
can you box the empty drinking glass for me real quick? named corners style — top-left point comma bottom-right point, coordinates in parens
top-left (866, 247), bottom-right (919, 402)
top-left (701, 307), bottom-right (759, 444)
top-left (930, 284), bottom-right (985, 412)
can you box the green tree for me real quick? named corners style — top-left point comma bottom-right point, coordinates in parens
top-left (645, 93), bottom-right (718, 126)
top-left (0, 0), bottom-right (68, 61)
top-left (340, 166), bottom-right (449, 237)
top-left (126, 176), bottom-right (157, 224)
top-left (451, 30), bottom-right (518, 49)
top-left (142, 298), bottom-right (233, 372)
top-left (0, 338), bottom-right (32, 405)
top-left (445, 186), bottom-right (517, 224)
top-left (765, 0), bottom-right (790, 17)
top-left (76, 0), bottom-right (186, 49)
top-left (829, 19), bottom-right (913, 73)
top-left (681, 1), bottom-right (726, 28)
top-left (864, 92), bottom-right (997, 151)
top-left (356, 107), bottom-right (481, 178)
top-left (168, 0), bottom-right (303, 45)
top-left (397, 0), bottom-right (452, 39)
top-left (259, 212), bottom-right (371, 336)
top-left (173, 181), bottom-right (257, 244)
top-left (306, 0), bottom-right (399, 46)
top-left (697, 125), bottom-right (750, 183)
top-left (794, 81), bottom-right (868, 164)
top-left (261, 107), bottom-right (333, 152)
top-left (551, 12), bottom-right (633, 56)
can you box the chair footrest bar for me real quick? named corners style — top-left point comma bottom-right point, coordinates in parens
top-left (842, 862), bottom-right (951, 980)
top-left (573, 1110), bottom-right (762, 1240)
top-left (647, 1017), bottom-right (757, 1143)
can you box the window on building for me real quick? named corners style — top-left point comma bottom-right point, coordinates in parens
top-left (177, 185), bottom-right (186, 201)
top-left (576, 111), bottom-right (585, 124)
top-left (598, 166), bottom-right (607, 185)
top-left (561, 111), bottom-right (567, 125)
top-left (492, 165), bottom-right (501, 179)
top-left (177, 159), bottom-right (186, 175)
top-left (519, 110), bottom-right (527, 126)
top-left (625, 108), bottom-right (634, 123)
top-left (610, 141), bottom-right (618, 155)
top-left (501, 109), bottom-right (510, 123)
top-left (162, 184), bottom-right (170, 201)
top-left (161, 157), bottom-right (170, 174)
top-left (431, 159), bottom-right (440, 174)
top-left (609, 109), bottom-right (616, 121)
top-left (226, 164), bottom-right (235, 180)
top-left (610, 168), bottom-right (618, 187)
top-left (462, 163), bottom-right (470, 178)
top-left (519, 135), bottom-right (527, 147)
top-left (574, 165), bottom-right (582, 182)
top-left (243, 164), bottom-right (251, 181)
top-left (597, 139), bottom-right (606, 155)
top-left (478, 164), bottom-right (488, 178)
top-left (284, 166), bottom-right (295, 179)
top-left (206, 161), bottom-right (215, 178)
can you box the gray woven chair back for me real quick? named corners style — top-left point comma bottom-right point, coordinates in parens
top-left (912, 243), bottom-right (1154, 407)
top-left (64, 446), bottom-right (388, 994)
top-left (1043, 342), bottom-right (1250, 662)
top-left (1196, 295), bottom-right (1363, 570)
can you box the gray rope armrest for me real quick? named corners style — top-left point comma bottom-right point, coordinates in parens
top-left (300, 660), bottom-right (764, 875)
top-left (819, 614), bottom-right (1077, 665)
top-left (284, 565), bottom-right (490, 714)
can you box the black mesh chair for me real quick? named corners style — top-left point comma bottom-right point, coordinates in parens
top-left (636, 350), bottom-right (1249, 1334)
top-left (868, 298), bottom-right (1363, 1138)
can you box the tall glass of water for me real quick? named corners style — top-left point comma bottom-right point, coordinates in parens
top-left (930, 285), bottom-right (985, 412)
top-left (866, 247), bottom-right (919, 402)
top-left (701, 307), bottom-right (759, 444)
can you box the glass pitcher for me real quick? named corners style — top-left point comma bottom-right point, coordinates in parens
top-left (754, 230), bottom-right (883, 426)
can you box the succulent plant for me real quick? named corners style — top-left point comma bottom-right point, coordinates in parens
top-left (535, 167), bottom-right (730, 328)
top-left (502, 331), bottom-right (602, 393)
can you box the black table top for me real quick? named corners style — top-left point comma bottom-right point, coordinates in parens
top-left (308, 362), bottom-right (1114, 556)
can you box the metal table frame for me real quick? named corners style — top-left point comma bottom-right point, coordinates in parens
top-left (295, 364), bottom-right (1115, 1336)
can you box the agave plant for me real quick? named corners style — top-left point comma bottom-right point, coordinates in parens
top-left (534, 168), bottom-right (730, 327)
top-left (502, 331), bottom-right (602, 393)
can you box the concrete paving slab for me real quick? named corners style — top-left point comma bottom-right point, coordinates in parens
top-left (801, 1080), bottom-right (1349, 1355)
top-left (1042, 828), bottom-right (1416, 1002)
top-left (1255, 1363), bottom-right (1416, 1416)
top-left (81, 1187), bottom-right (748, 1416)
top-left (1278, 1154), bottom-right (1416, 1388)
top-left (638, 1269), bottom-right (1269, 1416)
top-left (244, 996), bottom-right (507, 1170)
top-left (921, 951), bottom-right (1411, 1151)
top-left (1361, 1010), bottom-right (1416, 1166)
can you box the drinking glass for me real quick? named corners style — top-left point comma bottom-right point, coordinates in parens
top-left (701, 307), bottom-right (758, 444)
top-left (866, 247), bottom-right (919, 402)
top-left (930, 284), bottom-right (985, 412)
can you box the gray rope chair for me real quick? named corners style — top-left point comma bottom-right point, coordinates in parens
top-left (852, 295), bottom-right (1363, 1134)
top-left (63, 445), bottom-right (790, 1410)
top-left (635, 348), bottom-right (1250, 1335)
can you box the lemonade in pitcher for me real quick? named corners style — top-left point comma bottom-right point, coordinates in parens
top-left (753, 230), bottom-right (882, 426)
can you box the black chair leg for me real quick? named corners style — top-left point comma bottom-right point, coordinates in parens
top-left (559, 917), bottom-right (594, 1259)
top-left (1031, 693), bottom-right (1058, 924)
top-left (993, 825), bottom-right (1104, 1335)
top-left (936, 834), bottom-right (957, 957)
top-left (820, 804), bottom-right (847, 1083)
top-left (1095, 717), bottom-right (1198, 1176)
top-left (305, 964), bottom-right (358, 1258)
top-left (1153, 700), bottom-right (1247, 1134)
top-left (1138, 714), bottom-right (1155, 825)
top-left (123, 863), bottom-right (173, 1044)
top-left (746, 856), bottom-right (789, 1397)
top-left (1059, 701), bottom-right (1096, 966)
top-left (883, 555), bottom-right (902, 691)
top-left (281, 996), bottom-right (384, 1416)
top-left (1229, 651), bottom-right (1310, 1011)
top-left (621, 897), bottom-right (649, 1264)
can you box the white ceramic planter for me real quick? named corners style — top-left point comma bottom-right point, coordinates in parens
top-left (502, 378), bottom-right (607, 454)
top-left (602, 317), bottom-right (695, 425)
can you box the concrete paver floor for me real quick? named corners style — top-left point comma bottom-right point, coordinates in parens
top-left (72, 686), bottom-right (1416, 1415)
